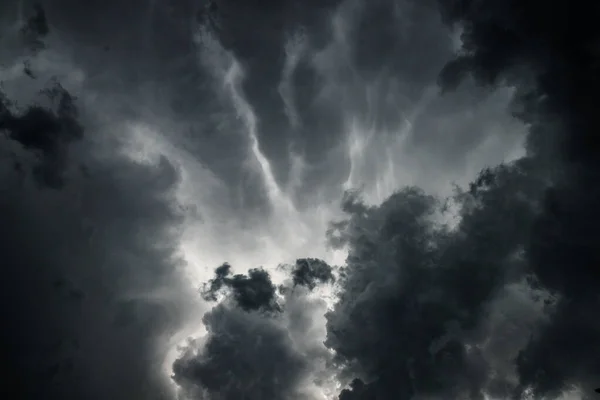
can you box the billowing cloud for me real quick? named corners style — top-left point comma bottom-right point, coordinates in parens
top-left (324, 166), bottom-right (547, 399)
top-left (1, 6), bottom-right (196, 400)
top-left (173, 262), bottom-right (336, 400)
top-left (172, 304), bottom-right (309, 400)
top-left (438, 0), bottom-right (600, 397)
top-left (291, 258), bottom-right (335, 291)
top-left (172, 0), bottom-right (599, 398)
top-left (201, 263), bottom-right (282, 312)
top-left (5, 0), bottom-right (596, 399)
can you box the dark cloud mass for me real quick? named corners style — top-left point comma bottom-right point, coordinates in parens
top-left (178, 0), bottom-right (600, 398)
top-left (3, 0), bottom-right (599, 399)
top-left (325, 171), bottom-right (545, 399)
top-left (174, 259), bottom-right (335, 399)
top-left (322, 0), bottom-right (600, 397)
top-left (291, 258), bottom-right (335, 291)
top-left (438, 0), bottom-right (600, 398)
top-left (177, 258), bottom-right (337, 399)
top-left (201, 263), bottom-right (281, 312)
top-left (19, 3), bottom-right (50, 53)
top-left (1, 4), bottom-right (194, 400)
top-left (1, 81), bottom-right (83, 187)
top-left (172, 304), bottom-right (309, 400)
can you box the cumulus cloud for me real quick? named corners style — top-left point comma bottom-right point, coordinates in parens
top-left (174, 159), bottom-right (549, 399)
top-left (201, 263), bottom-right (282, 312)
top-left (173, 261), bottom-right (336, 400)
top-left (173, 0), bottom-right (600, 398)
top-left (6, 0), bottom-right (598, 399)
top-left (323, 171), bottom-right (547, 399)
top-left (290, 258), bottom-right (335, 291)
top-left (172, 304), bottom-right (309, 400)
top-left (437, 0), bottom-right (600, 397)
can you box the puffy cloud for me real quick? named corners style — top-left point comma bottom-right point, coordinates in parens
top-left (324, 168), bottom-right (545, 399)
top-left (1, 81), bottom-right (83, 187)
top-left (172, 0), bottom-right (600, 398)
top-left (6, 1), bottom-right (598, 399)
top-left (438, 0), bottom-right (600, 397)
top-left (201, 263), bottom-right (282, 312)
top-left (172, 305), bottom-right (309, 400)
top-left (291, 258), bottom-right (335, 291)
top-left (174, 261), bottom-right (336, 400)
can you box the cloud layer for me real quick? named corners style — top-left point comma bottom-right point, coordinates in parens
top-left (1, 5), bottom-right (196, 399)
top-left (173, 0), bottom-right (600, 399)
top-left (3, 0), bottom-right (597, 399)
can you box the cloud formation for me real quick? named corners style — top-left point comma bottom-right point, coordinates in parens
top-left (438, 0), bottom-right (600, 397)
top-left (5, 0), bottom-right (598, 399)
top-left (171, 0), bottom-right (600, 399)
top-left (1, 5), bottom-right (196, 400)
top-left (173, 260), bottom-right (335, 400)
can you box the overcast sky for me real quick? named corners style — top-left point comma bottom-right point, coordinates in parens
top-left (1, 0), bottom-right (598, 399)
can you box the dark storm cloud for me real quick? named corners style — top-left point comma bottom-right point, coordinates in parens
top-left (199, 258), bottom-right (334, 312)
top-left (4, 0), bottom-right (524, 217)
top-left (1, 6), bottom-right (194, 400)
top-left (193, 0), bottom-right (524, 204)
top-left (172, 304), bottom-right (309, 400)
top-left (1, 80), bottom-right (83, 187)
top-left (192, 0), bottom-right (347, 191)
top-left (173, 0), bottom-right (598, 398)
top-left (324, 168), bottom-right (547, 399)
top-left (174, 261), bottom-right (336, 400)
top-left (201, 263), bottom-right (281, 312)
top-left (19, 3), bottom-right (50, 53)
top-left (176, 156), bottom-right (551, 400)
top-left (5, 1), bottom-right (598, 400)
top-left (320, 1), bottom-right (600, 398)
top-left (291, 258), bottom-right (335, 291)
top-left (1, 96), bottom-right (188, 400)
top-left (13, 0), bottom-right (525, 221)
top-left (320, 0), bottom-right (600, 398)
top-left (437, 0), bottom-right (600, 397)
top-left (177, 0), bottom-right (600, 392)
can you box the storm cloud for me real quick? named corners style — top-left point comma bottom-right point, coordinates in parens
top-left (3, 0), bottom-right (597, 399)
top-left (173, 261), bottom-right (335, 400)
top-left (1, 5), bottom-right (196, 400)
top-left (326, 0), bottom-right (600, 397)
top-left (439, 0), bottom-right (600, 397)
top-left (172, 0), bottom-right (599, 398)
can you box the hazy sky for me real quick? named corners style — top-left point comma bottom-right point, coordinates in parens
top-left (1, 0), bottom-right (598, 399)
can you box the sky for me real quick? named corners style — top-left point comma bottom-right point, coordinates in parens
top-left (1, 0), bottom-right (598, 399)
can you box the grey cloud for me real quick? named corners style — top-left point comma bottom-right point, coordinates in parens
top-left (187, 0), bottom-right (525, 207)
top-left (200, 257), bottom-right (335, 314)
top-left (323, 0), bottom-right (600, 397)
top-left (12, 0), bottom-right (524, 213)
top-left (179, 157), bottom-right (549, 399)
top-left (19, 3), bottom-right (50, 53)
top-left (438, 0), bottom-right (600, 397)
top-left (324, 167), bottom-right (547, 399)
top-left (166, 1), bottom-right (556, 394)
top-left (5, 1), bottom-right (598, 400)
top-left (201, 264), bottom-right (281, 312)
top-left (1, 6), bottom-right (195, 400)
top-left (291, 258), bottom-right (335, 291)
top-left (1, 81), bottom-right (83, 187)
top-left (172, 304), bottom-right (309, 400)
top-left (1, 123), bottom-right (192, 400)
top-left (174, 260), bottom-right (337, 400)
